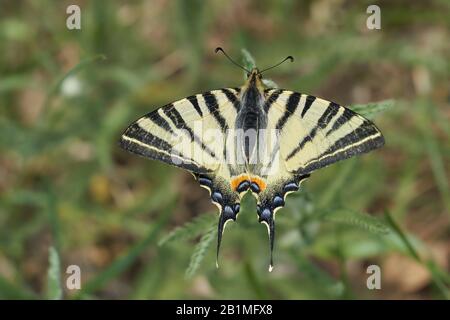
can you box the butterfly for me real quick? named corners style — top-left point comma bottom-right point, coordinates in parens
top-left (119, 48), bottom-right (385, 271)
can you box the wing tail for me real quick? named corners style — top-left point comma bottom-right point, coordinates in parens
top-left (255, 174), bottom-right (310, 271)
top-left (195, 174), bottom-right (241, 268)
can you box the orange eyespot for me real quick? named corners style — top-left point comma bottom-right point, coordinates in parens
top-left (230, 175), bottom-right (267, 193)
top-left (250, 176), bottom-right (267, 192)
top-left (230, 174), bottom-right (250, 192)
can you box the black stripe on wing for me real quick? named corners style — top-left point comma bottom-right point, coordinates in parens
top-left (275, 92), bottom-right (301, 130)
top-left (186, 95), bottom-right (203, 117)
top-left (163, 104), bottom-right (217, 159)
top-left (286, 101), bottom-right (340, 161)
top-left (301, 95), bottom-right (316, 118)
top-left (202, 92), bottom-right (228, 131)
top-left (297, 120), bottom-right (385, 175)
top-left (325, 108), bottom-right (354, 137)
top-left (263, 89), bottom-right (283, 113)
top-left (119, 123), bottom-right (210, 173)
top-left (221, 88), bottom-right (241, 112)
top-left (124, 123), bottom-right (172, 151)
top-left (146, 108), bottom-right (174, 134)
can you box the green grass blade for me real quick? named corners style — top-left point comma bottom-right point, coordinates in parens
top-left (416, 99), bottom-right (450, 215)
top-left (384, 212), bottom-right (421, 262)
top-left (158, 213), bottom-right (216, 247)
top-left (46, 246), bottom-right (62, 300)
top-left (243, 261), bottom-right (268, 299)
top-left (385, 212), bottom-right (450, 299)
top-left (241, 48), bottom-right (257, 71)
top-left (262, 79), bottom-right (279, 88)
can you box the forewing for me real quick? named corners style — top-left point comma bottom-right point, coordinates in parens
top-left (265, 89), bottom-right (385, 175)
top-left (119, 88), bottom-right (241, 174)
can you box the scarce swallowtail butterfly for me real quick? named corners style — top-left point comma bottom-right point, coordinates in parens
top-left (119, 48), bottom-right (385, 271)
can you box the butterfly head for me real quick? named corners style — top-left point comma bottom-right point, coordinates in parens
top-left (246, 68), bottom-right (262, 79)
top-left (242, 68), bottom-right (266, 98)
top-left (246, 68), bottom-right (264, 86)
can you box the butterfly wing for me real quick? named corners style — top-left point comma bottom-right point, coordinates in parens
top-left (120, 89), bottom-right (242, 173)
top-left (266, 89), bottom-right (385, 174)
top-left (119, 88), bottom-right (245, 265)
top-left (251, 89), bottom-right (384, 270)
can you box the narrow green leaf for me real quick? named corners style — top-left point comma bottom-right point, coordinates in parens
top-left (185, 226), bottom-right (216, 279)
top-left (325, 209), bottom-right (390, 235)
top-left (46, 186), bottom-right (61, 252)
top-left (241, 48), bottom-right (256, 71)
top-left (262, 79), bottom-right (279, 88)
top-left (350, 100), bottom-right (394, 119)
top-left (415, 99), bottom-right (450, 215)
top-left (47, 246), bottom-right (62, 300)
top-left (384, 212), bottom-right (421, 262)
top-left (385, 211), bottom-right (450, 299)
top-left (158, 213), bottom-right (216, 247)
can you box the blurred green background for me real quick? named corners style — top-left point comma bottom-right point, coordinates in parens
top-left (0, 0), bottom-right (449, 300)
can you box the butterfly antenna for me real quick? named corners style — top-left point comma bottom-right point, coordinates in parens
top-left (215, 47), bottom-right (250, 73)
top-left (259, 55), bottom-right (294, 74)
